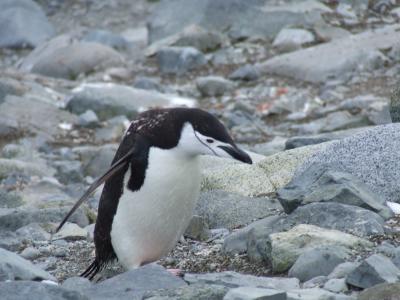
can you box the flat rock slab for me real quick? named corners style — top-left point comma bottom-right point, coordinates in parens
top-left (224, 287), bottom-right (286, 300)
top-left (84, 264), bottom-right (186, 300)
top-left (263, 224), bottom-right (372, 273)
top-left (258, 25), bottom-right (400, 83)
top-left (346, 254), bottom-right (400, 289)
top-left (287, 124), bottom-right (400, 206)
top-left (0, 281), bottom-right (88, 300)
top-left (184, 271), bottom-right (299, 291)
top-left (0, 248), bottom-right (54, 281)
top-left (144, 284), bottom-right (228, 299)
top-left (287, 288), bottom-right (355, 300)
top-left (283, 202), bottom-right (385, 237)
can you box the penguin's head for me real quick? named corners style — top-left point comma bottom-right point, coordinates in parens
top-left (175, 109), bottom-right (252, 164)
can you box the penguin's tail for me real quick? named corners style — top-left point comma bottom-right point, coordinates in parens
top-left (81, 260), bottom-right (101, 280)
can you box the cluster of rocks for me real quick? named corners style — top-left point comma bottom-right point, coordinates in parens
top-left (1, 0), bottom-right (400, 299)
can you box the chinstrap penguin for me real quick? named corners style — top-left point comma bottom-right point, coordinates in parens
top-left (57, 107), bottom-right (252, 279)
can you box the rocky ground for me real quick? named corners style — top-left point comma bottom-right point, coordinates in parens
top-left (2, 0), bottom-right (400, 299)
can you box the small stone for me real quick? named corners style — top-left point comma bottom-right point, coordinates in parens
top-left (52, 223), bottom-right (88, 241)
top-left (20, 247), bottom-right (41, 260)
top-left (0, 281), bottom-right (87, 300)
top-left (16, 223), bottom-right (51, 242)
top-left (229, 64), bottom-right (260, 81)
top-left (0, 231), bottom-right (22, 251)
top-left (288, 246), bottom-right (348, 282)
top-left (157, 46), bottom-right (206, 75)
top-left (53, 160), bottom-right (83, 184)
top-left (273, 28), bottom-right (315, 52)
top-left (82, 29), bottom-right (128, 50)
top-left (346, 254), bottom-right (400, 289)
top-left (303, 276), bottom-right (328, 289)
top-left (0, 248), bottom-right (54, 281)
top-left (85, 224), bottom-right (95, 242)
top-left (328, 262), bottom-right (360, 279)
top-left (195, 76), bottom-right (234, 97)
top-left (324, 278), bottom-right (348, 293)
top-left (78, 110), bottom-right (99, 128)
top-left (390, 86), bottom-right (400, 122)
top-left (133, 77), bottom-right (163, 92)
top-left (53, 248), bottom-right (67, 257)
top-left (144, 284), bottom-right (228, 300)
top-left (184, 215), bottom-right (211, 241)
top-left (94, 116), bottom-right (128, 143)
top-left (223, 287), bottom-right (286, 300)
top-left (62, 276), bottom-right (92, 292)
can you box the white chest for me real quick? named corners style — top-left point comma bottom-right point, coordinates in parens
top-left (110, 147), bottom-right (201, 269)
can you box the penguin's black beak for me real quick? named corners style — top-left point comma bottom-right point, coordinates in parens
top-left (218, 145), bottom-right (253, 164)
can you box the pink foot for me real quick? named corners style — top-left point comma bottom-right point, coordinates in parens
top-left (167, 268), bottom-right (184, 277)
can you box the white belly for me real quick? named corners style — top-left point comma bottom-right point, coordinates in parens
top-left (110, 147), bottom-right (201, 269)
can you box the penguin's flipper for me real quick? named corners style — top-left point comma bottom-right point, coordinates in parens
top-left (55, 146), bottom-right (135, 233)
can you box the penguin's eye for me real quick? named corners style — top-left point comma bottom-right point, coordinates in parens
top-left (206, 139), bottom-right (214, 143)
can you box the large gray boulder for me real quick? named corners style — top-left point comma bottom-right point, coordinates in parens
top-left (195, 190), bottom-right (283, 229)
top-left (84, 264), bottom-right (186, 300)
top-left (148, 0), bottom-right (330, 43)
top-left (358, 282), bottom-right (400, 300)
top-left (0, 95), bottom-right (78, 141)
top-left (0, 0), bottom-right (55, 48)
top-left (66, 83), bottom-right (196, 121)
top-left (262, 224), bottom-right (372, 272)
top-left (346, 254), bottom-right (400, 289)
top-left (288, 246), bottom-right (348, 282)
top-left (258, 25), bottom-right (400, 83)
top-left (283, 202), bottom-right (386, 237)
top-left (284, 124), bottom-right (400, 205)
top-left (277, 166), bottom-right (392, 219)
top-left (20, 40), bottom-right (124, 79)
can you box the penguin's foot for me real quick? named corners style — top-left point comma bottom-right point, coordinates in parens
top-left (167, 268), bottom-right (184, 277)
